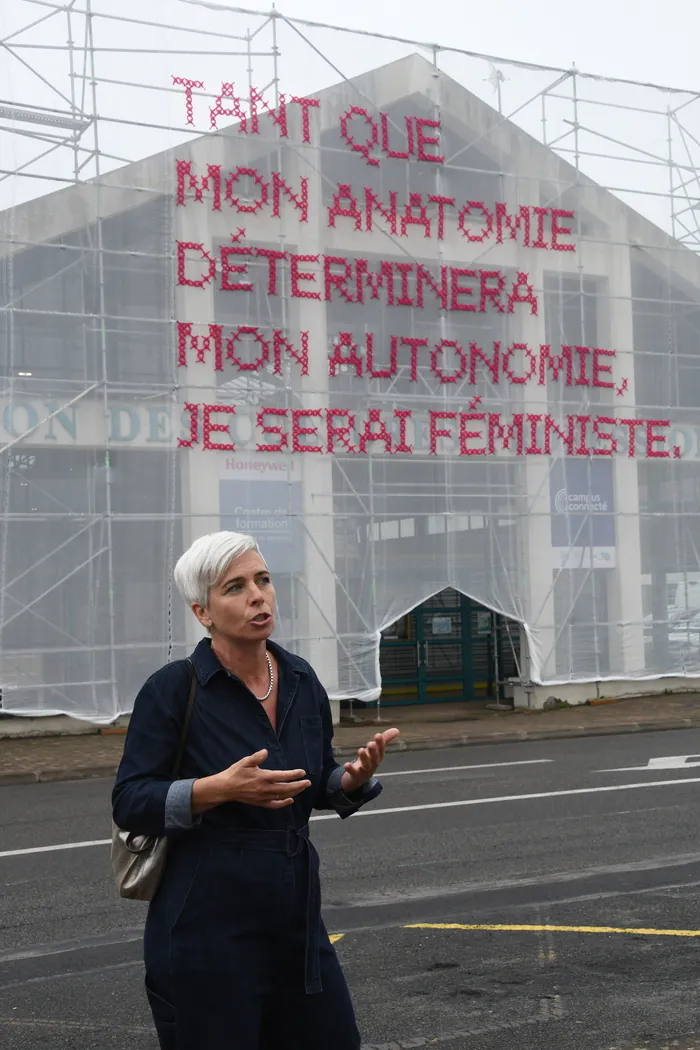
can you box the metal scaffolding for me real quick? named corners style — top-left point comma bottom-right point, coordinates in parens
top-left (2, 1), bottom-right (700, 720)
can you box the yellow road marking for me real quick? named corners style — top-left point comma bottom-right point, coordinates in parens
top-left (329, 933), bottom-right (345, 944)
top-left (404, 923), bottom-right (700, 938)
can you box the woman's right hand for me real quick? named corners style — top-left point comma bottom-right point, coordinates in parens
top-left (192, 749), bottom-right (311, 812)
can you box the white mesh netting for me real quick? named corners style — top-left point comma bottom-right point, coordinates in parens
top-left (2, 1), bottom-right (700, 720)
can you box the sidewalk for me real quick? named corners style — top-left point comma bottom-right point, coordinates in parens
top-left (3, 693), bottom-right (700, 785)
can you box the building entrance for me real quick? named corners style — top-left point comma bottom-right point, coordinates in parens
top-left (379, 588), bottom-right (520, 705)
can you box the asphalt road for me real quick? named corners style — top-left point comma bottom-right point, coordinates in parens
top-left (3, 729), bottom-right (700, 1049)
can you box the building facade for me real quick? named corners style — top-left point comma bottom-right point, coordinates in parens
top-left (2, 52), bottom-right (700, 721)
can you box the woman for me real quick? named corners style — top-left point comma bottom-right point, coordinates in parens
top-left (112, 531), bottom-right (399, 1050)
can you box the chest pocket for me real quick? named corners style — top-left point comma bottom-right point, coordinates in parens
top-left (300, 716), bottom-right (323, 775)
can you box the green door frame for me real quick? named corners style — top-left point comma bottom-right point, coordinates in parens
top-left (380, 592), bottom-right (475, 706)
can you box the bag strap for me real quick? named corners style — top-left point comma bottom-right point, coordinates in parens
top-left (171, 659), bottom-right (197, 780)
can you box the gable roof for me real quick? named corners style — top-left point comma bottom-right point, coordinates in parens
top-left (1, 50), bottom-right (699, 297)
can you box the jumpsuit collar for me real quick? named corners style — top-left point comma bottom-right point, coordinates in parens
top-left (190, 637), bottom-right (308, 687)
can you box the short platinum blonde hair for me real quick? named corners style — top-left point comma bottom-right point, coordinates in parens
top-left (174, 531), bottom-right (264, 607)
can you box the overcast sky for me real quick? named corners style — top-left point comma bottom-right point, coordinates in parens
top-left (253, 0), bottom-right (695, 90)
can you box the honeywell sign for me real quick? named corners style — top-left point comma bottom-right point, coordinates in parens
top-left (219, 453), bottom-right (303, 574)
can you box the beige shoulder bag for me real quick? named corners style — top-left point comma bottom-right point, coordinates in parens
top-left (111, 660), bottom-right (197, 902)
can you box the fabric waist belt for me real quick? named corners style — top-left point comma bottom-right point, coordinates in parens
top-left (193, 825), bottom-right (321, 994)
top-left (211, 824), bottom-right (311, 855)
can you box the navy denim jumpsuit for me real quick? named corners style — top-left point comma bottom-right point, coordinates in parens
top-left (112, 638), bottom-right (382, 1050)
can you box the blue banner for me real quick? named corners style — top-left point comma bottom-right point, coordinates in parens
top-left (220, 478), bottom-right (303, 574)
top-left (550, 459), bottom-right (615, 549)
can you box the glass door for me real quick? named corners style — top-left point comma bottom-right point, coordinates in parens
top-left (379, 611), bottom-right (421, 704)
top-left (380, 589), bottom-right (472, 705)
top-left (415, 590), bottom-right (468, 703)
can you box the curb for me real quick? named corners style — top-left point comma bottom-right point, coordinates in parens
top-left (2, 716), bottom-right (700, 786)
top-left (333, 716), bottom-right (700, 756)
top-left (0, 764), bottom-right (121, 786)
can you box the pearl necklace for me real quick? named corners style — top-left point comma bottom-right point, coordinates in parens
top-left (224, 652), bottom-right (274, 701)
top-left (254, 652), bottom-right (274, 702)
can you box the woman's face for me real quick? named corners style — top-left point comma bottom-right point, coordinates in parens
top-left (193, 550), bottom-right (276, 642)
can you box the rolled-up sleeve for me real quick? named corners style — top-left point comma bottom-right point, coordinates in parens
top-left (112, 665), bottom-right (192, 838)
top-left (312, 672), bottom-right (384, 819)
top-left (324, 765), bottom-right (383, 818)
top-left (165, 778), bottom-right (202, 830)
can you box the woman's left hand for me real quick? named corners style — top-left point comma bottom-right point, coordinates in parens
top-left (340, 728), bottom-right (400, 795)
